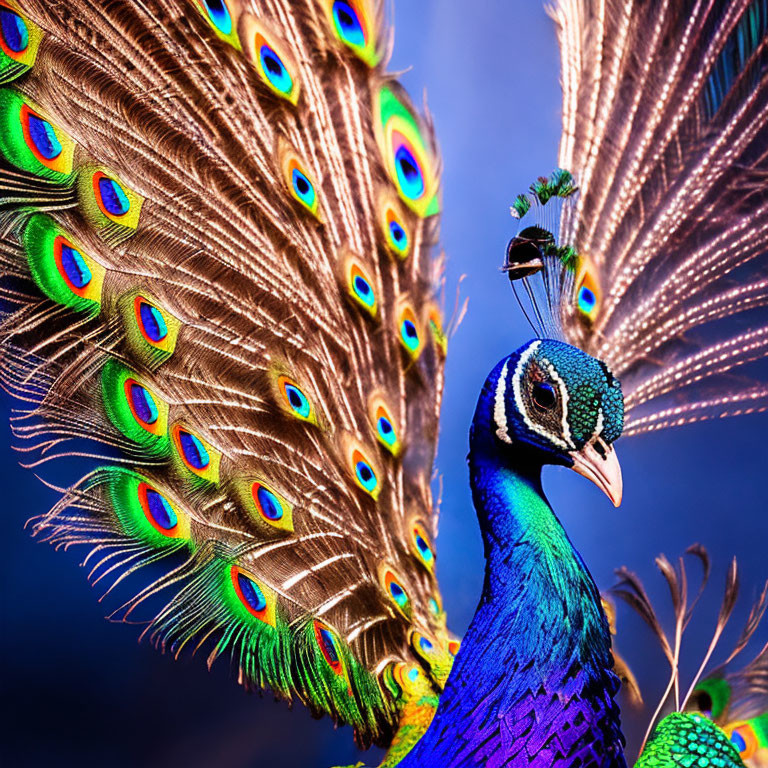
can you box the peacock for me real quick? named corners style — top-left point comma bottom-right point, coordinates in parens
top-left (0, 0), bottom-right (766, 766)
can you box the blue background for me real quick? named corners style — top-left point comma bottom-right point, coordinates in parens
top-left (1, 2), bottom-right (766, 766)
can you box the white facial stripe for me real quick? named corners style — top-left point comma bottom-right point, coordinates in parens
top-left (541, 359), bottom-right (575, 450)
top-left (513, 340), bottom-right (571, 451)
top-left (594, 407), bottom-right (604, 440)
top-left (494, 359), bottom-right (513, 444)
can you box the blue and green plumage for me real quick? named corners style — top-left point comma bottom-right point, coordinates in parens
top-left (685, 644), bottom-right (768, 765)
top-left (402, 346), bottom-right (627, 766)
top-left (0, 0), bottom-right (765, 766)
top-left (636, 714), bottom-right (745, 768)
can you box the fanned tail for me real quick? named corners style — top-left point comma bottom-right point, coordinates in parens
top-left (549, 0), bottom-right (768, 434)
top-left (0, 0), bottom-right (453, 751)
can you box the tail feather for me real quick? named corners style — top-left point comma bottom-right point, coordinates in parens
top-left (552, 0), bottom-right (768, 434)
top-left (612, 547), bottom-right (768, 762)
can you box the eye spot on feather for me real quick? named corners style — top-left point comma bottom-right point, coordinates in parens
top-left (411, 630), bottom-right (441, 665)
top-left (236, 570), bottom-right (266, 611)
top-left (136, 299), bottom-right (168, 343)
top-left (253, 483), bottom-right (282, 521)
top-left (126, 294), bottom-right (180, 364)
top-left (727, 722), bottom-right (758, 759)
top-left (125, 379), bottom-right (160, 428)
top-left (391, 662), bottom-right (425, 697)
top-left (194, 0), bottom-right (241, 48)
top-left (376, 413), bottom-right (395, 444)
top-left (292, 168), bottom-right (315, 206)
top-left (199, 0), bottom-right (232, 34)
top-left (58, 240), bottom-right (91, 291)
top-left (380, 202), bottom-right (410, 259)
top-left (289, 163), bottom-right (319, 217)
top-left (107, 471), bottom-right (192, 546)
top-left (260, 45), bottom-right (292, 93)
top-left (142, 487), bottom-right (176, 529)
top-left (330, 0), bottom-right (378, 65)
top-left (398, 307), bottom-right (422, 358)
top-left (380, 567), bottom-right (412, 619)
top-left (241, 17), bottom-right (300, 104)
top-left (285, 384), bottom-right (308, 415)
top-left (172, 424), bottom-right (221, 483)
top-left (351, 448), bottom-right (379, 498)
top-left (96, 173), bottom-right (130, 216)
top-left (234, 569), bottom-right (265, 614)
top-left (0, 3), bottom-right (40, 72)
top-left (347, 261), bottom-right (377, 317)
top-left (448, 639), bottom-right (460, 657)
top-left (230, 566), bottom-right (277, 627)
top-left (102, 361), bottom-right (170, 451)
top-left (410, 521), bottom-right (435, 571)
top-left (395, 142), bottom-right (424, 200)
top-left (389, 219), bottom-right (408, 254)
top-left (401, 320), bottom-right (418, 349)
top-left (577, 285), bottom-right (596, 313)
top-left (177, 428), bottom-right (209, 469)
top-left (0, 7), bottom-right (27, 53)
top-left (277, 376), bottom-right (316, 423)
top-left (232, 478), bottom-right (294, 533)
top-left (333, 1), bottom-right (365, 46)
top-left (428, 597), bottom-right (441, 618)
top-left (354, 274), bottom-right (373, 305)
top-left (389, 579), bottom-right (407, 607)
top-left (575, 262), bottom-right (600, 323)
top-left (137, 481), bottom-right (188, 538)
top-left (2, 98), bottom-right (75, 178)
top-left (257, 41), bottom-right (295, 101)
top-left (313, 620), bottom-right (343, 675)
top-left (375, 87), bottom-right (439, 217)
top-left (356, 463), bottom-right (373, 485)
top-left (278, 144), bottom-right (321, 219)
top-left (371, 401), bottom-right (400, 455)
top-left (78, 167), bottom-right (144, 231)
top-left (24, 111), bottom-right (61, 160)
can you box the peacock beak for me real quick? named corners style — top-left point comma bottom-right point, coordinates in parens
top-left (570, 438), bottom-right (623, 507)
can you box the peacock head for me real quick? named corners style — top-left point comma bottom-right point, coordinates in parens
top-left (483, 338), bottom-right (625, 506)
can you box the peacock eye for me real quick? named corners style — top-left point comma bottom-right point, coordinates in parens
top-left (332, 1), bottom-right (365, 47)
top-left (260, 45), bottom-right (292, 94)
top-left (691, 691), bottom-right (713, 715)
top-left (395, 144), bottom-right (424, 199)
top-left (201, 0), bottom-right (232, 35)
top-left (532, 381), bottom-right (556, 411)
top-left (0, 8), bottom-right (29, 53)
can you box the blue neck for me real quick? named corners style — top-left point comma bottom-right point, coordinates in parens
top-left (467, 418), bottom-right (617, 701)
top-left (402, 363), bottom-right (626, 767)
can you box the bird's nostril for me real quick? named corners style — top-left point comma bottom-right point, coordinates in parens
top-left (593, 436), bottom-right (608, 459)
